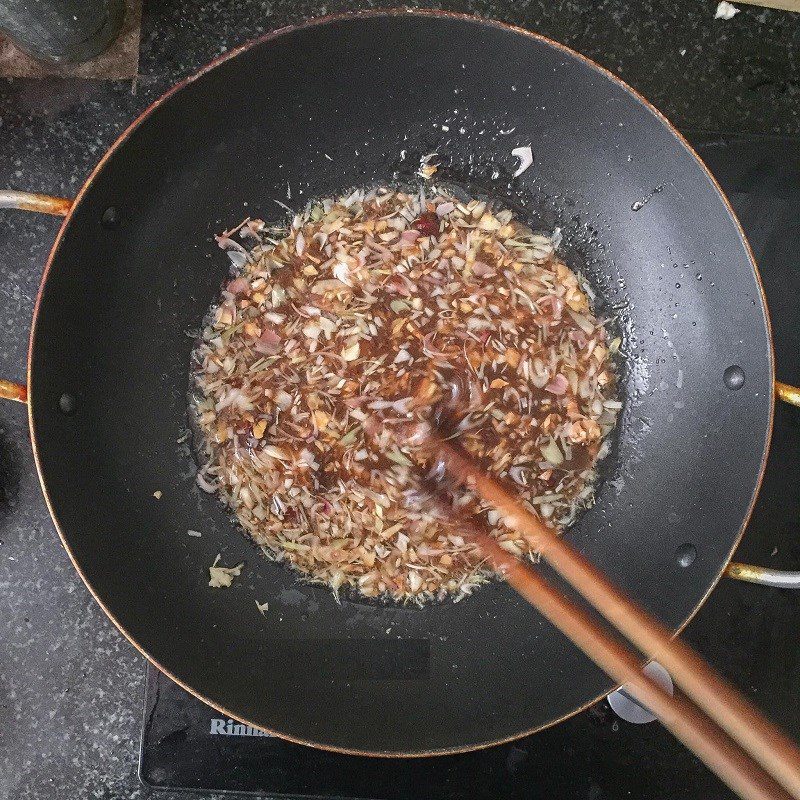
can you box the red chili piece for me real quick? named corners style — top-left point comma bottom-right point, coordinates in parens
top-left (412, 212), bottom-right (440, 237)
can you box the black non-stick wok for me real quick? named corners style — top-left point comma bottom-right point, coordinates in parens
top-left (2, 11), bottom-right (799, 756)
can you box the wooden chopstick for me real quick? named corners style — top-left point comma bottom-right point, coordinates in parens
top-left (430, 436), bottom-right (800, 799)
top-left (424, 493), bottom-right (791, 800)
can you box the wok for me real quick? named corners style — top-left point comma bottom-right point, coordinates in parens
top-left (2, 11), bottom-right (799, 756)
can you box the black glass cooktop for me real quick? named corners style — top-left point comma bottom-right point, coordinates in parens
top-left (139, 134), bottom-right (800, 799)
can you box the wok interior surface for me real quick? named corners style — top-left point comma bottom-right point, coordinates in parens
top-left (29, 13), bottom-right (772, 754)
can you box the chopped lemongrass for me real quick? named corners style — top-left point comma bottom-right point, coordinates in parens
top-left (386, 449), bottom-right (414, 467)
top-left (208, 555), bottom-right (243, 588)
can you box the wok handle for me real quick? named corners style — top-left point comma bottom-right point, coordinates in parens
top-left (726, 564), bottom-right (800, 588)
top-left (776, 381), bottom-right (800, 408)
top-left (0, 190), bottom-right (73, 216)
top-left (725, 381), bottom-right (800, 587)
top-left (0, 190), bottom-right (74, 404)
top-left (0, 380), bottom-right (28, 404)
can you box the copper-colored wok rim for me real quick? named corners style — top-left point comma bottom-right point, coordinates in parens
top-left (25, 9), bottom-right (775, 758)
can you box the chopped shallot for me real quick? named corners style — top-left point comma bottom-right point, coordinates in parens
top-left (545, 374), bottom-right (569, 395)
top-left (227, 277), bottom-right (250, 295)
top-left (254, 328), bottom-right (281, 354)
top-left (512, 146), bottom-right (533, 178)
top-left (196, 471), bottom-right (217, 493)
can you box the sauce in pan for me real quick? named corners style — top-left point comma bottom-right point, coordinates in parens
top-left (190, 186), bottom-right (619, 602)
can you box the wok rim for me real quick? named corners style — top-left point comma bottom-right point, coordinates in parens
top-left (25, 9), bottom-right (775, 757)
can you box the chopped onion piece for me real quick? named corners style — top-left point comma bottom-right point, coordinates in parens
top-left (511, 145), bottom-right (533, 178)
top-left (714, 1), bottom-right (739, 18)
top-left (196, 472), bottom-right (217, 493)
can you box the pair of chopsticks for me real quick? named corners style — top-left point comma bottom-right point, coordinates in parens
top-left (424, 434), bottom-right (800, 800)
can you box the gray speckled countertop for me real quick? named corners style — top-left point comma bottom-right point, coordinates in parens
top-left (1, 2), bottom-right (799, 798)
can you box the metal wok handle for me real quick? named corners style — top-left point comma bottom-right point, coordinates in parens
top-left (726, 564), bottom-right (800, 589)
top-left (776, 382), bottom-right (800, 408)
top-left (726, 384), bottom-right (800, 588)
top-left (0, 190), bottom-right (74, 404)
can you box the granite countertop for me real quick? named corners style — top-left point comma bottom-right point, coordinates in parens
top-left (1, 2), bottom-right (799, 798)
